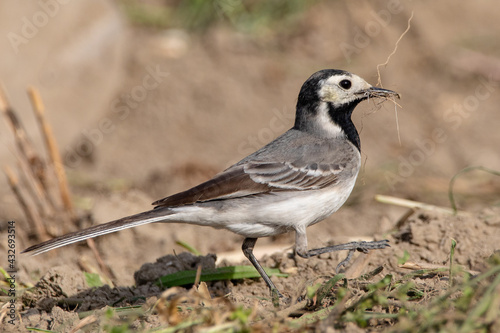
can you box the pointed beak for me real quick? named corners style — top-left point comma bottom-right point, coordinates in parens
top-left (365, 86), bottom-right (400, 99)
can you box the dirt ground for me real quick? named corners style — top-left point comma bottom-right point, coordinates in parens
top-left (1, 0), bottom-right (500, 331)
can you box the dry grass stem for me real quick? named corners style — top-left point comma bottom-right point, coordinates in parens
top-left (13, 151), bottom-right (49, 218)
top-left (399, 261), bottom-right (480, 276)
top-left (375, 11), bottom-right (413, 146)
top-left (0, 86), bottom-right (55, 207)
top-left (375, 194), bottom-right (469, 216)
top-left (3, 165), bottom-right (49, 241)
top-left (2, 85), bottom-right (109, 273)
top-left (78, 256), bottom-right (114, 288)
top-left (28, 87), bottom-right (75, 219)
top-left (68, 315), bottom-right (98, 333)
top-left (84, 238), bottom-right (114, 286)
top-left (376, 11), bottom-right (414, 87)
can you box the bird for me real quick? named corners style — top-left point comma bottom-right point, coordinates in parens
top-left (23, 69), bottom-right (399, 298)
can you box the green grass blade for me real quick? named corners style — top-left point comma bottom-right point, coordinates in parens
top-left (316, 274), bottom-right (345, 304)
top-left (448, 166), bottom-right (500, 213)
top-left (175, 240), bottom-right (202, 256)
top-left (156, 265), bottom-right (288, 288)
top-left (459, 273), bottom-right (500, 333)
top-left (153, 319), bottom-right (205, 333)
top-left (84, 272), bottom-right (103, 287)
top-left (449, 238), bottom-right (457, 287)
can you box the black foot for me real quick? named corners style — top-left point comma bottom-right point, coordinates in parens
top-left (271, 288), bottom-right (283, 308)
top-left (334, 240), bottom-right (390, 273)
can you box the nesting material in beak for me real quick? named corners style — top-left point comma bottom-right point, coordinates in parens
top-left (365, 86), bottom-right (400, 100)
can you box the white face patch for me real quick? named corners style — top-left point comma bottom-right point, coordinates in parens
top-left (315, 102), bottom-right (344, 138)
top-left (318, 74), bottom-right (372, 107)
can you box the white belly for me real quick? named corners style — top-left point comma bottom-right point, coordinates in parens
top-left (164, 177), bottom-right (357, 238)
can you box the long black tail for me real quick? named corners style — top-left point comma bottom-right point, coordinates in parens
top-left (22, 207), bottom-right (173, 256)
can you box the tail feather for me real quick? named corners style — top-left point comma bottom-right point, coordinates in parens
top-left (22, 207), bottom-right (173, 256)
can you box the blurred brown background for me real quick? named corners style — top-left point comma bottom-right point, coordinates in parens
top-left (1, 0), bottom-right (499, 285)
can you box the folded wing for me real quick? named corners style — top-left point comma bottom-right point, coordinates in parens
top-left (152, 161), bottom-right (341, 207)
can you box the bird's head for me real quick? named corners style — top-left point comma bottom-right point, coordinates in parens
top-left (294, 69), bottom-right (399, 148)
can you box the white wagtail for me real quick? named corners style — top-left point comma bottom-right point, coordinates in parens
top-left (23, 69), bottom-right (399, 297)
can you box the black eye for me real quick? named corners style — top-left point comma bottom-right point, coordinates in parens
top-left (339, 79), bottom-right (352, 89)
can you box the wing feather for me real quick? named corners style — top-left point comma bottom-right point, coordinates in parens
top-left (153, 161), bottom-right (341, 208)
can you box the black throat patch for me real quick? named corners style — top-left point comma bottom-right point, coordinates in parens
top-left (326, 101), bottom-right (361, 151)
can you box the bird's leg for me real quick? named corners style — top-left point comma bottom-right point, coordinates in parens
top-left (294, 230), bottom-right (390, 273)
top-left (242, 237), bottom-right (283, 304)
